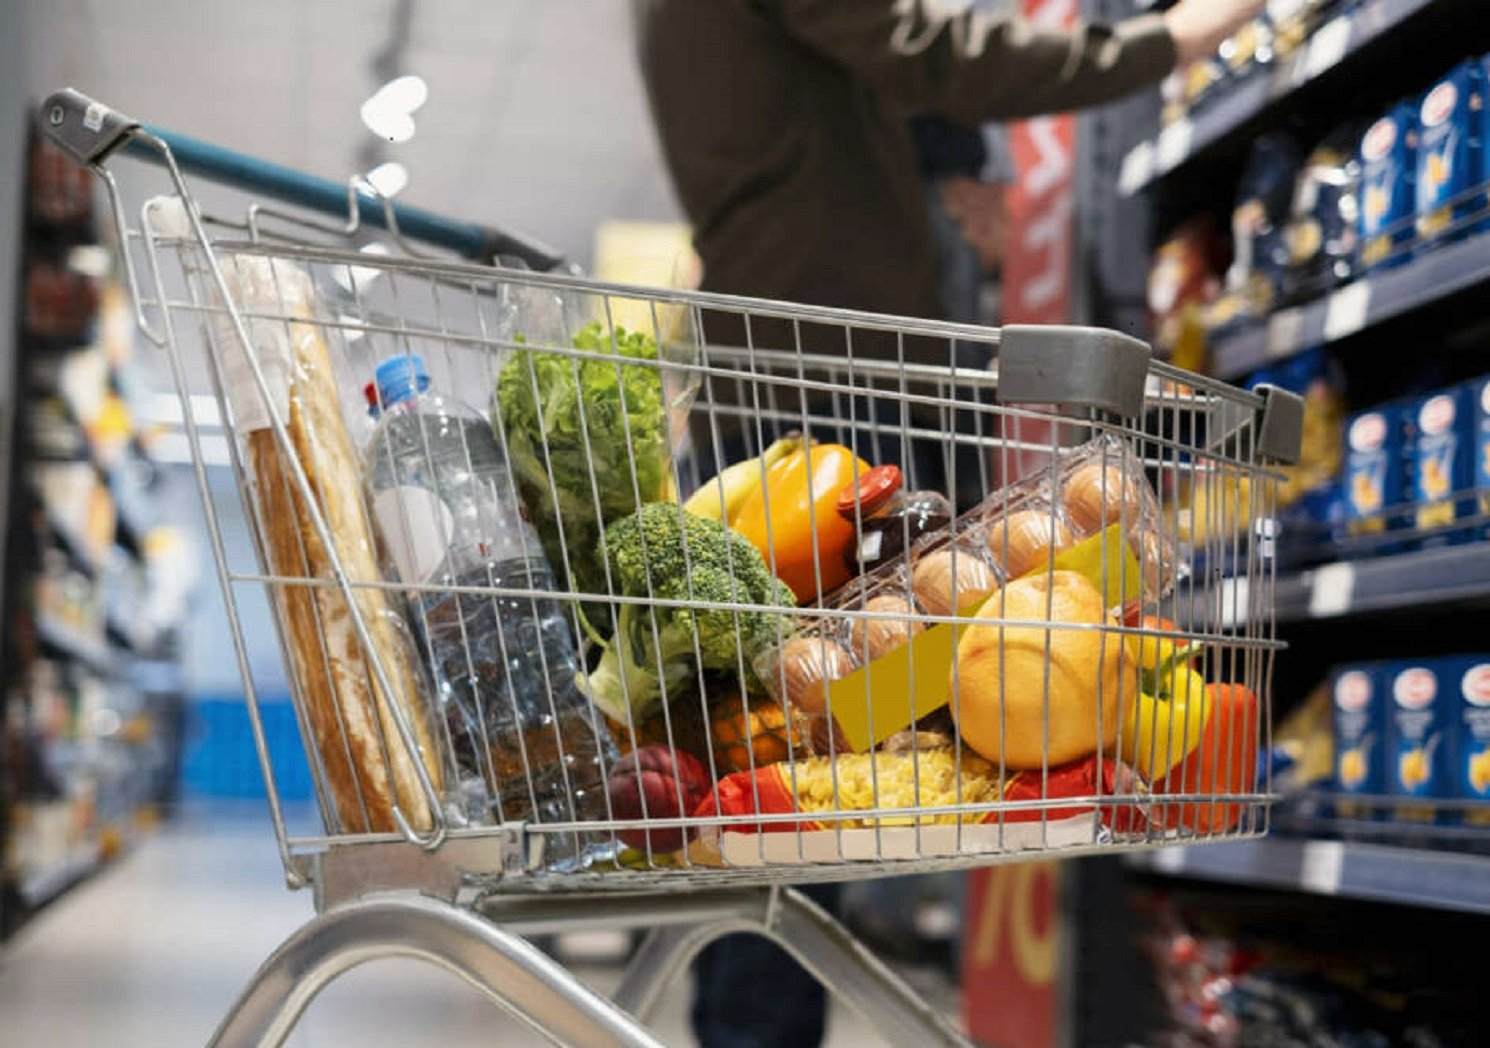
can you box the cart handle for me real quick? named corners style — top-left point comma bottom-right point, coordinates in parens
top-left (40, 87), bottom-right (568, 271)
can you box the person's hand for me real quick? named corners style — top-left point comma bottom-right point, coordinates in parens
top-left (1164, 0), bottom-right (1267, 65)
top-left (940, 177), bottom-right (1007, 274)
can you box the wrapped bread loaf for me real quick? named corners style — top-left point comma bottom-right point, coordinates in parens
top-left (210, 248), bottom-right (442, 834)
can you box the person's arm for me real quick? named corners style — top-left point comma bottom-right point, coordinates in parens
top-left (768, 0), bottom-right (1264, 124)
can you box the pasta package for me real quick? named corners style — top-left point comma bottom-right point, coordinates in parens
top-left (691, 750), bottom-right (1144, 834)
top-left (207, 245), bottom-right (443, 834)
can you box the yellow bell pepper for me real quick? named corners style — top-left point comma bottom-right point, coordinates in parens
top-left (1119, 665), bottom-right (1207, 781)
top-left (1123, 614), bottom-right (1194, 674)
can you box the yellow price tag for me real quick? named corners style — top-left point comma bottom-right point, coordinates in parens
top-left (1050, 523), bottom-right (1143, 608)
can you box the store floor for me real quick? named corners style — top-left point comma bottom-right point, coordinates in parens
top-left (0, 809), bottom-right (949, 1046)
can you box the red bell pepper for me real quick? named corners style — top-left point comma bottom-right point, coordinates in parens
top-left (1153, 683), bottom-right (1259, 834)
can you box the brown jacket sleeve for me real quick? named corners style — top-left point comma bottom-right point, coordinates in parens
top-left (767, 1), bottom-right (1177, 123)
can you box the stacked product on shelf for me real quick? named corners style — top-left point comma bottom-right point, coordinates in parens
top-left (0, 131), bottom-right (185, 937)
top-left (1157, 1), bottom-right (1362, 133)
top-left (1135, 887), bottom-right (1483, 1045)
top-left (1270, 371), bottom-right (1490, 566)
top-left (1148, 48), bottom-right (1490, 365)
top-left (1262, 657), bottom-right (1490, 844)
top-left (1089, 1), bottom-right (1490, 1039)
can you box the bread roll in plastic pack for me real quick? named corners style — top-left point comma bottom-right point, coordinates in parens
top-left (753, 615), bottom-right (856, 757)
top-left (753, 433), bottom-right (1173, 757)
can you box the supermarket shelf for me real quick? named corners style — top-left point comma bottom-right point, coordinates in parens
top-left (36, 615), bottom-right (112, 674)
top-left (17, 847), bottom-right (102, 909)
top-left (1211, 233), bottom-right (1490, 380)
top-left (1128, 836), bottom-right (1490, 914)
top-left (1118, 0), bottom-right (1438, 194)
top-left (1274, 543), bottom-right (1490, 622)
top-left (45, 513), bottom-right (102, 579)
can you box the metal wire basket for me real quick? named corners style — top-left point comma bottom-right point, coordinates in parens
top-left (43, 89), bottom-right (1303, 1047)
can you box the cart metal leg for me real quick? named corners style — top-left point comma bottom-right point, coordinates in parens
top-left (206, 893), bottom-right (664, 1048)
top-left (613, 886), bottom-right (972, 1048)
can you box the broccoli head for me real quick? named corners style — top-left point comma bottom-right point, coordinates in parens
top-left (582, 503), bottom-right (797, 724)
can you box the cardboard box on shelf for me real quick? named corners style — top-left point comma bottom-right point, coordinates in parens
top-left (1386, 661), bottom-right (1456, 823)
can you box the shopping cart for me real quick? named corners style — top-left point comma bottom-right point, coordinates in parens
top-left (41, 88), bottom-right (1302, 1048)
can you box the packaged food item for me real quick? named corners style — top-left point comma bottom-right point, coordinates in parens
top-left (690, 751), bottom-right (1141, 838)
top-left (1467, 374), bottom-right (1490, 540)
top-left (909, 542), bottom-right (998, 619)
top-left (1408, 385), bottom-right (1476, 547)
top-left (1446, 656), bottom-right (1490, 827)
top-left (760, 632), bottom-right (856, 753)
top-left (1268, 681), bottom-right (1334, 797)
top-left (1180, 58), bottom-right (1225, 113)
top-left (835, 464), bottom-right (951, 577)
top-left (1342, 403), bottom-right (1408, 549)
top-left (1386, 661), bottom-right (1455, 822)
top-left (1331, 664), bottom-right (1385, 818)
top-left (848, 592), bottom-right (923, 663)
top-left (1053, 445), bottom-right (1174, 606)
top-left (1149, 218), bottom-right (1228, 370)
top-left (1414, 60), bottom-right (1487, 244)
top-left (1218, 16), bottom-right (1271, 81)
top-left (204, 247), bottom-right (444, 834)
top-left (1358, 103), bottom-right (1418, 270)
top-left (1281, 126), bottom-right (1363, 304)
top-left (983, 502), bottom-right (1074, 580)
top-left (1263, 350), bottom-right (1346, 509)
top-left (1217, 135), bottom-right (1302, 327)
top-left (1267, 0), bottom-right (1328, 60)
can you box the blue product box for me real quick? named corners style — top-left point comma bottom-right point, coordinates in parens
top-left (1386, 661), bottom-right (1456, 822)
top-left (1343, 403), bottom-right (1408, 551)
top-left (1408, 385), bottom-right (1476, 547)
top-left (1446, 655), bottom-right (1490, 828)
top-left (1469, 374), bottom-right (1490, 539)
top-left (1332, 663), bottom-right (1385, 819)
top-left (1359, 103), bottom-right (1418, 270)
top-left (1415, 60), bottom-right (1487, 244)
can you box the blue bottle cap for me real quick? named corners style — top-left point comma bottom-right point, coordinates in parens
top-left (375, 354), bottom-right (430, 407)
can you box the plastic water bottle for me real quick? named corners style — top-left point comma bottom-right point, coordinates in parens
top-left (363, 354), bottom-right (615, 852)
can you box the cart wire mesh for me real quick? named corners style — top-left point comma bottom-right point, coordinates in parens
top-left (92, 124), bottom-right (1290, 894)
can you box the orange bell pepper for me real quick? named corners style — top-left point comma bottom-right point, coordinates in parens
top-left (732, 443), bottom-right (869, 601)
top-left (1153, 683), bottom-right (1259, 834)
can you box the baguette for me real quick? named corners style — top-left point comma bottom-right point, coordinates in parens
top-left (217, 252), bottom-right (442, 834)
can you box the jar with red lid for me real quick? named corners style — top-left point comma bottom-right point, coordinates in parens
top-left (836, 464), bottom-right (952, 576)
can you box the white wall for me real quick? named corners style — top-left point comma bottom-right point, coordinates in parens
top-left (21, 0), bottom-right (681, 268)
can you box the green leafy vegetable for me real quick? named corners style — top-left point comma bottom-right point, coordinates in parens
top-left (582, 503), bottom-right (796, 724)
top-left (496, 322), bottom-right (672, 601)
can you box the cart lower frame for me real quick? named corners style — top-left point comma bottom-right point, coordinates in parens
top-left (209, 886), bottom-right (970, 1048)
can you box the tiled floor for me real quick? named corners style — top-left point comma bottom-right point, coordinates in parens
top-left (0, 811), bottom-right (948, 1046)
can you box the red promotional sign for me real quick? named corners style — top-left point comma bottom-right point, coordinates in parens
top-left (963, 861), bottom-right (1064, 1048)
top-left (966, 3), bottom-right (1077, 1045)
top-left (991, 0), bottom-right (1078, 487)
